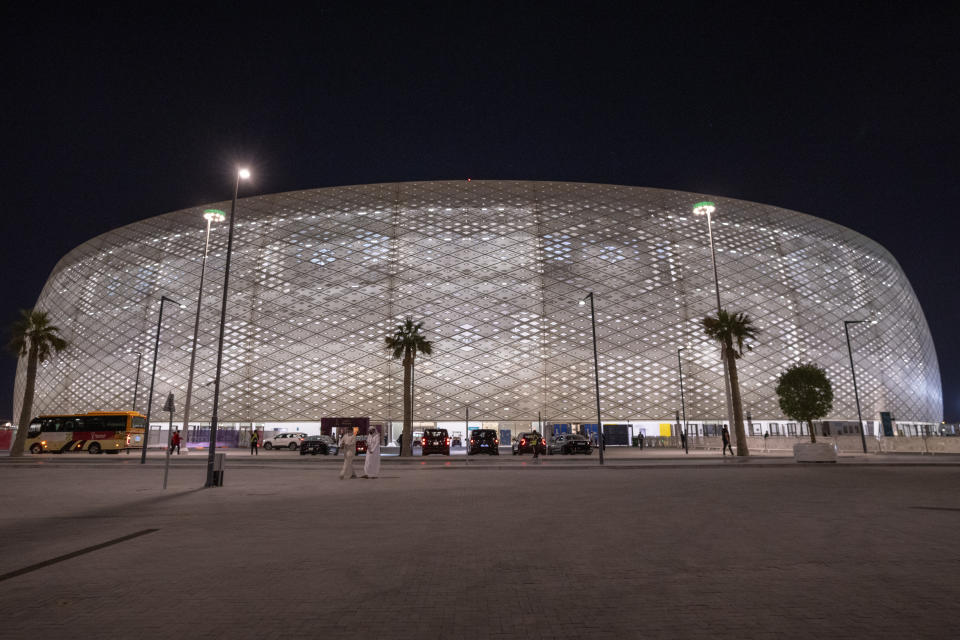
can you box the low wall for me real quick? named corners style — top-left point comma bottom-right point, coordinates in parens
top-left (690, 435), bottom-right (960, 455)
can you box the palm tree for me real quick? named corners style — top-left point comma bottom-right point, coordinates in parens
top-left (9, 310), bottom-right (68, 457)
top-left (384, 317), bottom-right (433, 457)
top-left (702, 309), bottom-right (759, 456)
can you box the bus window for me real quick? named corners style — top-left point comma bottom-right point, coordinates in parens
top-left (132, 416), bottom-right (146, 430)
top-left (41, 418), bottom-right (61, 432)
top-left (103, 416), bottom-right (127, 430)
top-left (81, 416), bottom-right (105, 430)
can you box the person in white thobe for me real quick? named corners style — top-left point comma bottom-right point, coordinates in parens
top-left (363, 427), bottom-right (381, 478)
top-left (339, 429), bottom-right (358, 479)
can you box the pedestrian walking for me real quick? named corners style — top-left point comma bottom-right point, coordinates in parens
top-left (339, 428), bottom-right (358, 479)
top-left (721, 426), bottom-right (734, 456)
top-left (362, 426), bottom-right (381, 478)
top-left (250, 429), bottom-right (259, 455)
top-left (533, 432), bottom-right (541, 461)
top-left (169, 430), bottom-right (181, 455)
top-left (638, 432), bottom-right (645, 450)
top-left (679, 430), bottom-right (687, 451)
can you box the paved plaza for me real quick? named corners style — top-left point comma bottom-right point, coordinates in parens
top-left (1, 454), bottom-right (958, 639)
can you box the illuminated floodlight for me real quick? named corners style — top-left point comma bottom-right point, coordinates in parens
top-left (238, 168), bottom-right (251, 180)
top-left (692, 201), bottom-right (716, 216)
top-left (203, 209), bottom-right (226, 223)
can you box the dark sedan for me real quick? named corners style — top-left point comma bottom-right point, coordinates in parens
top-left (548, 433), bottom-right (592, 455)
top-left (299, 435), bottom-right (339, 456)
top-left (512, 431), bottom-right (546, 455)
top-left (468, 429), bottom-right (500, 455)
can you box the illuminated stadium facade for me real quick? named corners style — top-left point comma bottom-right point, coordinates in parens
top-left (14, 181), bottom-right (942, 438)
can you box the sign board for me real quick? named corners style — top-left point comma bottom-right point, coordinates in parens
top-left (321, 417), bottom-right (369, 435)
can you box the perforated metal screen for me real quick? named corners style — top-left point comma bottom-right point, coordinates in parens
top-left (14, 181), bottom-right (942, 425)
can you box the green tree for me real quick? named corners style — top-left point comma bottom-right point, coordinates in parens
top-left (775, 362), bottom-right (834, 443)
top-left (384, 317), bottom-right (433, 457)
top-left (9, 310), bottom-right (68, 457)
top-left (702, 309), bottom-right (759, 456)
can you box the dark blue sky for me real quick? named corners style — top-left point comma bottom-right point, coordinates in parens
top-left (2, 2), bottom-right (958, 420)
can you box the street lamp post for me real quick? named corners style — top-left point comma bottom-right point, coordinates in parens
top-left (180, 209), bottom-right (225, 455)
top-left (579, 292), bottom-right (604, 465)
top-left (131, 351), bottom-right (142, 412)
top-left (677, 347), bottom-right (688, 454)
top-left (693, 201), bottom-right (737, 447)
top-left (140, 296), bottom-right (181, 464)
top-left (844, 319), bottom-right (868, 454)
top-left (206, 168), bottom-right (250, 487)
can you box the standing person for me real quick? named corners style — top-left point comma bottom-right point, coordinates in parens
top-left (638, 432), bottom-right (645, 450)
top-left (362, 426), bottom-right (381, 479)
top-left (339, 427), bottom-right (358, 480)
top-left (533, 433), bottom-right (541, 461)
top-left (721, 426), bottom-right (734, 456)
top-left (250, 429), bottom-right (259, 456)
top-left (170, 430), bottom-right (181, 455)
top-left (679, 429), bottom-right (687, 452)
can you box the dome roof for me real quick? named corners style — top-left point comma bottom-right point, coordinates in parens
top-left (17, 181), bottom-right (942, 424)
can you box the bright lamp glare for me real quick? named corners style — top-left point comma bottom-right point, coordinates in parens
top-left (692, 201), bottom-right (716, 216)
top-left (578, 299), bottom-right (586, 306)
top-left (238, 168), bottom-right (251, 180)
top-left (203, 209), bottom-right (226, 223)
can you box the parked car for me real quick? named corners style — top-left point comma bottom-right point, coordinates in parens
top-left (262, 432), bottom-right (307, 450)
top-left (512, 431), bottom-right (546, 455)
top-left (356, 435), bottom-right (367, 455)
top-left (421, 428), bottom-right (450, 455)
top-left (548, 433), bottom-right (592, 455)
top-left (299, 434), bottom-right (339, 456)
top-left (468, 429), bottom-right (500, 455)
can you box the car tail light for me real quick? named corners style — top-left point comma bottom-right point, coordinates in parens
top-left (421, 438), bottom-right (426, 446)
top-left (445, 437), bottom-right (450, 446)
top-left (495, 438), bottom-right (498, 444)
top-left (470, 438), bottom-right (475, 444)
top-left (521, 438), bottom-right (526, 446)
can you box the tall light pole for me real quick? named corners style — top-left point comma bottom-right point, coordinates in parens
top-left (181, 209), bottom-right (225, 455)
top-left (140, 296), bottom-right (182, 464)
top-left (131, 351), bottom-right (142, 412)
top-left (844, 319), bottom-right (868, 453)
top-left (579, 292), bottom-right (604, 465)
top-left (677, 347), bottom-right (688, 453)
top-left (693, 201), bottom-right (737, 445)
top-left (206, 168), bottom-right (250, 487)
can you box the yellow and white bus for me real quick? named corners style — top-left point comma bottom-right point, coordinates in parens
top-left (25, 411), bottom-right (147, 454)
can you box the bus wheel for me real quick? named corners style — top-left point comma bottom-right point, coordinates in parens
top-left (88, 442), bottom-right (101, 454)
top-left (30, 443), bottom-right (42, 454)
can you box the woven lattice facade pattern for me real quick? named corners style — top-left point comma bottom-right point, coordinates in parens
top-left (14, 181), bottom-right (942, 424)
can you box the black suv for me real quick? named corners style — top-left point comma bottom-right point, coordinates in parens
top-left (421, 429), bottom-right (450, 455)
top-left (512, 431), bottom-right (546, 455)
top-left (468, 429), bottom-right (500, 455)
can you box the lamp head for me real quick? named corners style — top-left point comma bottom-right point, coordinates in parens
top-left (578, 299), bottom-right (586, 307)
top-left (203, 209), bottom-right (226, 223)
top-left (238, 168), bottom-right (251, 180)
top-left (692, 201), bottom-right (716, 216)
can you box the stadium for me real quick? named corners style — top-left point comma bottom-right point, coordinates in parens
top-left (14, 181), bottom-right (942, 443)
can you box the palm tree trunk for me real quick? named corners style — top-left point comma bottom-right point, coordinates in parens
top-left (809, 420), bottom-right (817, 443)
top-left (725, 344), bottom-right (750, 457)
top-left (401, 356), bottom-right (413, 457)
top-left (10, 344), bottom-right (39, 457)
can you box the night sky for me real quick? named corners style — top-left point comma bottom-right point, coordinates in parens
top-left (2, 2), bottom-right (958, 421)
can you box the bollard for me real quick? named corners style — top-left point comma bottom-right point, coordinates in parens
top-left (213, 452), bottom-right (226, 486)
